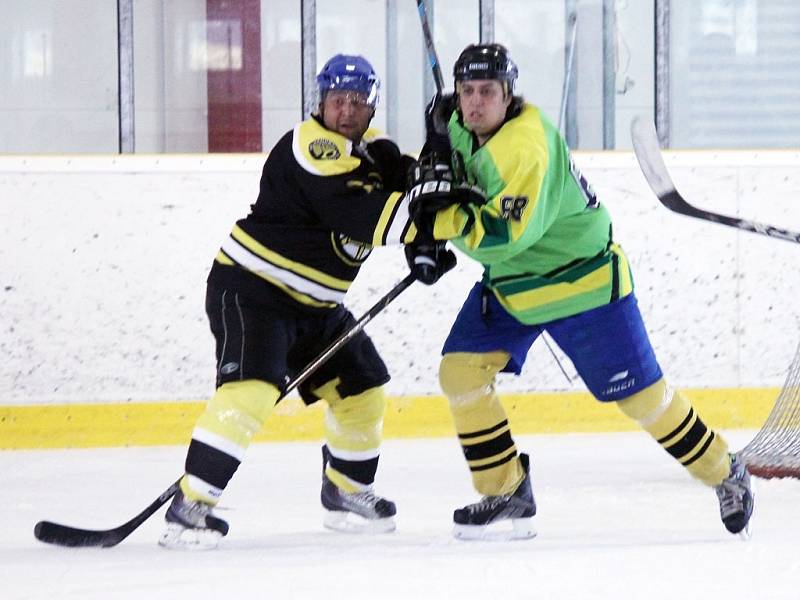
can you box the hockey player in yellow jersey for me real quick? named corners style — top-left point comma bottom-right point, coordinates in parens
top-left (160, 54), bottom-right (434, 549)
top-left (407, 44), bottom-right (754, 541)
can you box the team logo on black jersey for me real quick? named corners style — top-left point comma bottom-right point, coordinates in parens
top-left (332, 233), bottom-right (372, 266)
top-left (309, 138), bottom-right (341, 160)
top-left (346, 171), bottom-right (384, 194)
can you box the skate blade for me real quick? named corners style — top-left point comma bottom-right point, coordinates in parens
top-left (738, 522), bottom-right (752, 541)
top-left (323, 510), bottom-right (396, 534)
top-left (737, 479), bottom-right (755, 541)
top-left (733, 479), bottom-right (756, 542)
top-left (158, 522), bottom-right (223, 551)
top-left (453, 517), bottom-right (536, 541)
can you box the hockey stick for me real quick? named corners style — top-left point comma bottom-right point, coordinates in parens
top-left (416, 0), bottom-right (445, 95)
top-left (417, 0), bottom-right (572, 384)
top-left (34, 273), bottom-right (419, 548)
top-left (34, 480), bottom-right (181, 548)
top-left (631, 116), bottom-right (800, 244)
top-left (282, 273), bottom-right (417, 396)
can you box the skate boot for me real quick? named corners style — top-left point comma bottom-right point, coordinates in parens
top-left (453, 453), bottom-right (536, 541)
top-left (715, 453), bottom-right (754, 539)
top-left (158, 488), bottom-right (229, 550)
top-left (320, 445), bottom-right (397, 534)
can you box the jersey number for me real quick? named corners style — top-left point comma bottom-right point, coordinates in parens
top-left (500, 195), bottom-right (528, 221)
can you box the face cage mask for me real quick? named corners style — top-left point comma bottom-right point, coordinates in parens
top-left (319, 75), bottom-right (380, 108)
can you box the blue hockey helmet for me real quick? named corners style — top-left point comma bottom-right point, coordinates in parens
top-left (454, 44), bottom-right (518, 94)
top-left (317, 54), bottom-right (380, 108)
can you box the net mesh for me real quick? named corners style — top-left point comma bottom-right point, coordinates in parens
top-left (739, 341), bottom-right (800, 479)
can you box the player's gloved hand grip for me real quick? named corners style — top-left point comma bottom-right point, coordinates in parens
top-left (405, 241), bottom-right (457, 285)
top-left (425, 93), bottom-right (455, 156)
top-left (406, 155), bottom-right (455, 238)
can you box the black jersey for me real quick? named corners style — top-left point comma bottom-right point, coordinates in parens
top-left (208, 116), bottom-right (415, 309)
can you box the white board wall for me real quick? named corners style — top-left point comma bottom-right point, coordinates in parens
top-left (2, 151), bottom-right (799, 405)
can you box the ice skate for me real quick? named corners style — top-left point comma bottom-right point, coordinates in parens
top-left (715, 453), bottom-right (754, 539)
top-left (320, 445), bottom-right (396, 534)
top-left (453, 453), bottom-right (536, 541)
top-left (158, 489), bottom-right (229, 550)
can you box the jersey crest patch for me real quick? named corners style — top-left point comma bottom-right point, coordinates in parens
top-left (309, 138), bottom-right (341, 160)
top-left (346, 171), bottom-right (384, 194)
top-left (332, 233), bottom-right (372, 266)
top-left (500, 195), bottom-right (528, 221)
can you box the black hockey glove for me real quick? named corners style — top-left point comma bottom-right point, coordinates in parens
top-left (364, 137), bottom-right (415, 191)
top-left (406, 154), bottom-right (455, 238)
top-left (407, 156), bottom-right (488, 238)
top-left (404, 241), bottom-right (457, 285)
top-left (425, 93), bottom-right (456, 156)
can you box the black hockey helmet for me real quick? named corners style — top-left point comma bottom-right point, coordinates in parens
top-left (453, 44), bottom-right (518, 94)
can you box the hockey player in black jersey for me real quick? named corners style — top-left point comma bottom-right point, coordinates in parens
top-left (160, 54), bottom-right (442, 549)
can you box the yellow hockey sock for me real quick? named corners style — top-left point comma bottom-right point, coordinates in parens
top-left (440, 351), bottom-right (523, 496)
top-left (314, 378), bottom-right (386, 492)
top-left (617, 378), bottom-right (731, 486)
top-left (183, 379), bottom-right (281, 503)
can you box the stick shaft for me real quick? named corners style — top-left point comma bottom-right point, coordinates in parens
top-left (34, 275), bottom-right (417, 547)
top-left (416, 0), bottom-right (445, 94)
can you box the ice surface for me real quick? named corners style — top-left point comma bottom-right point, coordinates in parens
top-left (3, 431), bottom-right (799, 599)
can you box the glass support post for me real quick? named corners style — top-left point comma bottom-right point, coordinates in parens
top-left (386, 0), bottom-right (399, 140)
top-left (654, 0), bottom-right (670, 147)
top-left (479, 0), bottom-right (494, 43)
top-left (301, 0), bottom-right (317, 120)
top-left (117, 0), bottom-right (135, 153)
top-left (602, 0), bottom-right (616, 149)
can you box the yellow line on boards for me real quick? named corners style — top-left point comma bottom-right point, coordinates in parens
top-left (0, 388), bottom-right (777, 450)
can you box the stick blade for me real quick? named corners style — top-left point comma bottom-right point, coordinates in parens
top-left (34, 520), bottom-right (123, 548)
top-left (32, 478), bottom-right (180, 549)
top-left (630, 116), bottom-right (800, 244)
top-left (630, 116), bottom-right (678, 200)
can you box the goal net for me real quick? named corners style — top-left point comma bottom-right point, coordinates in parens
top-left (738, 341), bottom-right (800, 479)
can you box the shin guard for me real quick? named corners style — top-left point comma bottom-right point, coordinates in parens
top-left (439, 352), bottom-right (524, 496)
top-left (617, 378), bottom-right (731, 486)
top-left (183, 380), bottom-right (281, 503)
top-left (316, 379), bottom-right (386, 492)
